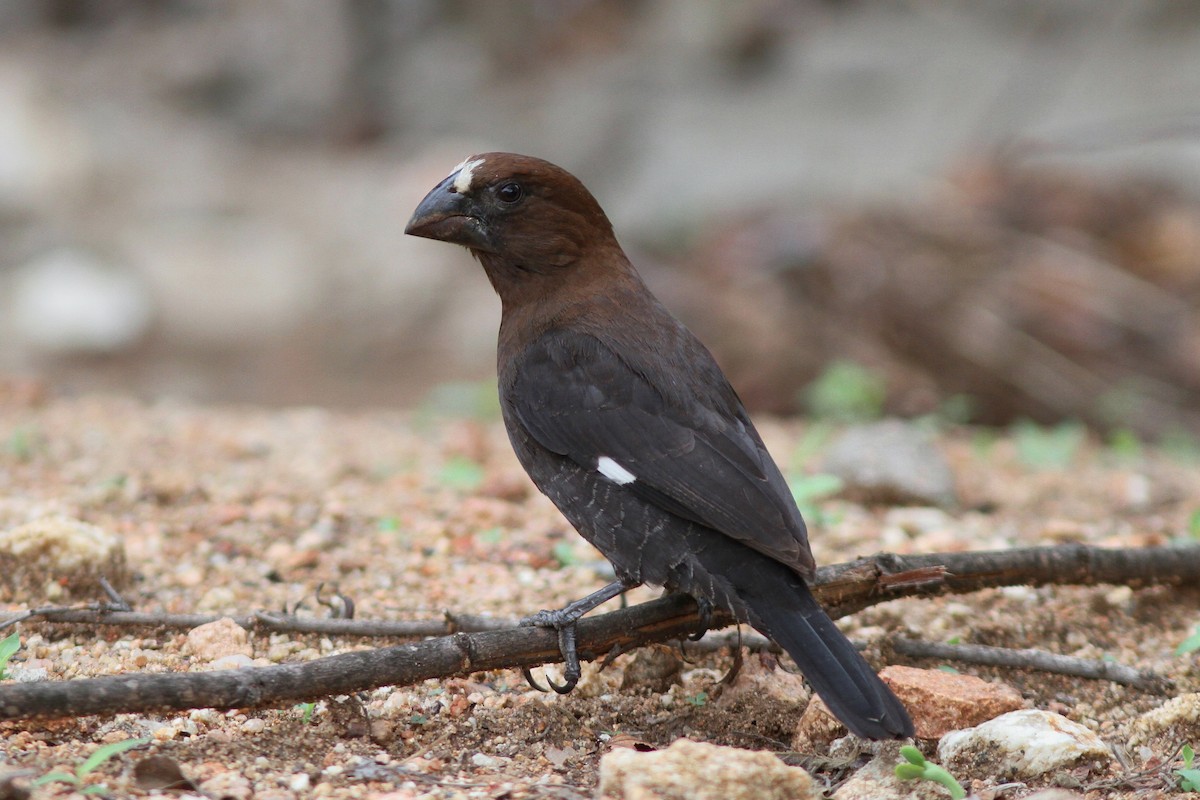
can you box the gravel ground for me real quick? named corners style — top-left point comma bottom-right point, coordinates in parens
top-left (1, 382), bottom-right (1199, 798)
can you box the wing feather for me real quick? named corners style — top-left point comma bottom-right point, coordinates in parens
top-left (510, 330), bottom-right (813, 574)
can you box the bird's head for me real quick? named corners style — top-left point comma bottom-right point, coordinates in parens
top-left (405, 153), bottom-right (617, 276)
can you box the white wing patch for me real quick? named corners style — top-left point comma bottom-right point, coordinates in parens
top-left (452, 157), bottom-right (485, 194)
top-left (597, 456), bottom-right (636, 485)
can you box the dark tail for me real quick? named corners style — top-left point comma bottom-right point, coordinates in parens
top-left (737, 566), bottom-right (913, 740)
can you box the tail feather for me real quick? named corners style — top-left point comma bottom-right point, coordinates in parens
top-left (740, 569), bottom-right (913, 739)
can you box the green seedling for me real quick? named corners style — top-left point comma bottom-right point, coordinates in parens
top-left (476, 527), bottom-right (504, 544)
top-left (895, 745), bottom-right (965, 799)
top-left (1107, 427), bottom-right (1142, 461)
top-left (1012, 418), bottom-right (1086, 470)
top-left (297, 702), bottom-right (317, 724)
top-left (937, 394), bottom-right (976, 427)
top-left (789, 421), bottom-right (835, 469)
top-left (420, 381), bottom-right (501, 421)
top-left (1177, 625), bottom-right (1200, 657)
top-left (4, 426), bottom-right (39, 461)
top-left (552, 541), bottom-right (581, 567)
top-left (33, 737), bottom-right (150, 795)
top-left (685, 691), bottom-right (708, 707)
top-left (0, 632), bottom-right (19, 680)
top-left (971, 427), bottom-right (999, 459)
top-left (788, 473), bottom-right (844, 527)
top-left (1161, 428), bottom-right (1200, 465)
top-left (438, 456), bottom-right (485, 491)
top-left (1177, 744), bottom-right (1200, 792)
top-left (803, 360), bottom-right (886, 422)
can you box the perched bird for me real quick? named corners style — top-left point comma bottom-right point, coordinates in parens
top-left (405, 153), bottom-right (913, 739)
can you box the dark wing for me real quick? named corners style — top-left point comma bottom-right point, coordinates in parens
top-left (508, 329), bottom-right (814, 575)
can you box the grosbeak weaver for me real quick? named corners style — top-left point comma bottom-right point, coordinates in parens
top-left (406, 153), bottom-right (913, 739)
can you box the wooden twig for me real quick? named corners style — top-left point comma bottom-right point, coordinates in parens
top-left (0, 544), bottom-right (1196, 722)
top-left (891, 638), bottom-right (1167, 690)
top-left (0, 593), bottom-right (715, 721)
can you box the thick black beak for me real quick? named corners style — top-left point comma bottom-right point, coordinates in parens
top-left (404, 174), bottom-right (497, 252)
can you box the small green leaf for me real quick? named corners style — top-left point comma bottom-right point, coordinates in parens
top-left (0, 632), bottom-right (20, 679)
top-left (476, 527), bottom-right (503, 544)
top-left (1012, 419), bottom-right (1086, 470)
top-left (4, 425), bottom-right (39, 461)
top-left (81, 785), bottom-right (109, 795)
top-left (377, 516), bottom-right (400, 532)
top-left (971, 427), bottom-right (998, 458)
top-left (420, 381), bottom-right (500, 421)
top-left (686, 691), bottom-right (708, 707)
top-left (1177, 626), bottom-right (1200, 657)
top-left (789, 422), bottom-right (834, 468)
top-left (1161, 427), bottom-right (1200, 465)
top-left (1107, 427), bottom-right (1142, 460)
top-left (1182, 744), bottom-right (1195, 769)
top-left (937, 394), bottom-right (975, 426)
top-left (438, 457), bottom-right (485, 491)
top-left (78, 737), bottom-right (149, 777)
top-left (33, 772), bottom-right (78, 786)
top-left (410, 713), bottom-right (428, 725)
top-left (937, 665), bottom-right (960, 674)
top-left (895, 745), bottom-right (965, 799)
top-left (552, 541), bottom-right (580, 567)
top-left (789, 473), bottom-right (844, 503)
top-left (1188, 510), bottom-right (1200, 540)
top-left (1178, 768), bottom-right (1200, 792)
top-left (804, 360), bottom-right (887, 422)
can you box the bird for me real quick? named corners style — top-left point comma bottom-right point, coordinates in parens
top-left (405, 152), bottom-right (913, 740)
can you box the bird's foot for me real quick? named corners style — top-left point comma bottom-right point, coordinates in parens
top-left (518, 580), bottom-right (634, 694)
top-left (519, 612), bottom-right (583, 693)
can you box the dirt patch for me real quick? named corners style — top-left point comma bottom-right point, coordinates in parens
top-left (1, 387), bottom-right (1198, 798)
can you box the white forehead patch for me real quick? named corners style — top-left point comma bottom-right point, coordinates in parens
top-left (451, 157), bottom-right (486, 194)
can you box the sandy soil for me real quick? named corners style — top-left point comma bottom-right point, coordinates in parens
top-left (1, 383), bottom-right (1199, 798)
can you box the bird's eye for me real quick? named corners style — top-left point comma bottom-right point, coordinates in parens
top-left (496, 182), bottom-right (523, 203)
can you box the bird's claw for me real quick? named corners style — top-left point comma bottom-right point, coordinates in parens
top-left (519, 609), bottom-right (583, 693)
top-left (521, 666), bottom-right (549, 693)
top-left (688, 597), bottom-right (714, 641)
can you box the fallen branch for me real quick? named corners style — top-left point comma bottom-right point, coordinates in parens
top-left (892, 638), bottom-right (1167, 690)
top-left (0, 543), bottom-right (1196, 721)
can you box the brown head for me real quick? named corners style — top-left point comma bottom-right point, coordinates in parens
top-left (405, 153), bottom-right (632, 308)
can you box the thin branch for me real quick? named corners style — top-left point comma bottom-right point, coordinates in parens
top-left (5, 543), bottom-right (1196, 635)
top-left (891, 638), bottom-right (1166, 690)
top-left (0, 608), bottom-right (519, 637)
top-left (0, 593), bottom-right (713, 721)
top-left (0, 544), bottom-right (1195, 722)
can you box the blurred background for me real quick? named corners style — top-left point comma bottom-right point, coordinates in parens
top-left (2, 0), bottom-right (1200, 439)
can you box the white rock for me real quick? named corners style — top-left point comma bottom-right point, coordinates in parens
top-left (599, 738), bottom-right (818, 800)
top-left (1127, 693), bottom-right (1200, 747)
top-left (9, 249), bottom-right (152, 354)
top-left (0, 63), bottom-right (91, 212)
top-left (186, 618), bottom-right (252, 662)
top-left (470, 752), bottom-right (505, 769)
top-left (938, 709), bottom-right (1111, 778)
top-left (822, 419), bottom-right (958, 507)
top-left (120, 217), bottom-right (318, 347)
top-left (0, 516), bottom-right (128, 599)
